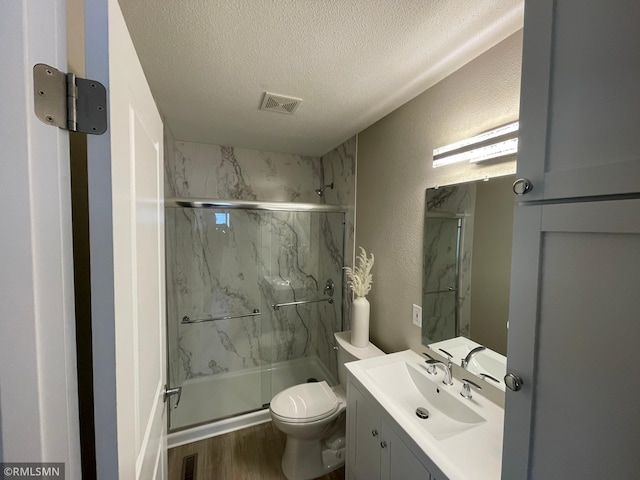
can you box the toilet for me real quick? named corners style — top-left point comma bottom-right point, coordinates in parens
top-left (269, 331), bottom-right (384, 480)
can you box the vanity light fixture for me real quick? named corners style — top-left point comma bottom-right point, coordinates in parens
top-left (432, 121), bottom-right (519, 168)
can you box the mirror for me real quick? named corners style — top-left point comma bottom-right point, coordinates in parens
top-left (421, 175), bottom-right (515, 389)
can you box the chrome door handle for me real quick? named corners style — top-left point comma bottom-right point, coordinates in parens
top-left (504, 373), bottom-right (523, 392)
top-left (164, 384), bottom-right (182, 409)
top-left (512, 178), bottom-right (533, 195)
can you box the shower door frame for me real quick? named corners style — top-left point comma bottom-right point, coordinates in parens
top-left (164, 198), bottom-right (347, 433)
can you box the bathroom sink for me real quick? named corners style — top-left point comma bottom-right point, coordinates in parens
top-left (365, 361), bottom-right (485, 440)
top-left (465, 353), bottom-right (506, 383)
top-left (429, 336), bottom-right (507, 391)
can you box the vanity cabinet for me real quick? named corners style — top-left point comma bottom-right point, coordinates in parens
top-left (348, 383), bottom-right (384, 480)
top-left (504, 0), bottom-right (640, 477)
top-left (347, 380), bottom-right (441, 480)
top-left (503, 200), bottom-right (640, 479)
top-left (516, 0), bottom-right (640, 201)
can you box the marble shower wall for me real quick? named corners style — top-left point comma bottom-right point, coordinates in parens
top-left (422, 184), bottom-right (476, 344)
top-left (164, 139), bottom-right (356, 387)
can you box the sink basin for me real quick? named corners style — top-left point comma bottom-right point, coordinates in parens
top-left (365, 361), bottom-right (485, 440)
top-left (465, 353), bottom-right (506, 383)
top-left (429, 336), bottom-right (507, 391)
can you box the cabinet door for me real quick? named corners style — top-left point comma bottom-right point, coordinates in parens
top-left (348, 385), bottom-right (383, 480)
top-left (502, 199), bottom-right (640, 478)
top-left (381, 425), bottom-right (431, 480)
top-left (516, 0), bottom-right (640, 201)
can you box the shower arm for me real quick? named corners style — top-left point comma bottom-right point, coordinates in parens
top-left (272, 297), bottom-right (334, 311)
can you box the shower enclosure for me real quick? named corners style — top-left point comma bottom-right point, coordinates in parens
top-left (422, 214), bottom-right (463, 343)
top-left (165, 198), bottom-right (345, 432)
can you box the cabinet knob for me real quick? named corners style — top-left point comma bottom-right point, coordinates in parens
top-left (371, 429), bottom-right (378, 437)
top-left (504, 373), bottom-right (523, 392)
top-left (380, 440), bottom-right (387, 449)
top-left (512, 178), bottom-right (533, 195)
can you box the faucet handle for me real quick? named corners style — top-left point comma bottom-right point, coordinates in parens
top-left (422, 352), bottom-right (438, 374)
top-left (438, 348), bottom-right (453, 362)
top-left (479, 373), bottom-right (500, 384)
top-left (460, 378), bottom-right (482, 400)
top-left (422, 351), bottom-right (435, 361)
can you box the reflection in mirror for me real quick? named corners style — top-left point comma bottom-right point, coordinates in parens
top-left (422, 175), bottom-right (515, 389)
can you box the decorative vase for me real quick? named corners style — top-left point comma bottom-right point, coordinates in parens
top-left (351, 296), bottom-right (370, 347)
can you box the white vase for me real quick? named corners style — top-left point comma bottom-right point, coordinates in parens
top-left (351, 296), bottom-right (370, 347)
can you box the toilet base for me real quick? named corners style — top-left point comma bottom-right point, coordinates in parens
top-left (281, 423), bottom-right (345, 480)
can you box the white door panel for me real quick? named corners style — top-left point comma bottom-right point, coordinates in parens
top-left (1, 0), bottom-right (81, 474)
top-left (85, 0), bottom-right (166, 477)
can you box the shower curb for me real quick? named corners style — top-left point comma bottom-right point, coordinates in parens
top-left (167, 409), bottom-right (271, 448)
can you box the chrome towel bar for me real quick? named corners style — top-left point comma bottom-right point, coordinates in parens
top-left (272, 297), bottom-right (334, 311)
top-left (165, 197), bottom-right (346, 213)
top-left (181, 309), bottom-right (261, 324)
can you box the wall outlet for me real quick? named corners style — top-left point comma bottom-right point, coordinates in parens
top-left (412, 304), bottom-right (422, 327)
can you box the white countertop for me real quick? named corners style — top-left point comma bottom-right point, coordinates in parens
top-left (346, 349), bottom-right (504, 480)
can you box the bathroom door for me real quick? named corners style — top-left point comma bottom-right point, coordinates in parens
top-left (84, 0), bottom-right (168, 478)
top-left (1, 0), bottom-right (80, 474)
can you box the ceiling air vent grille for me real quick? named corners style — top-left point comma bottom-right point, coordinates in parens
top-left (260, 92), bottom-right (302, 115)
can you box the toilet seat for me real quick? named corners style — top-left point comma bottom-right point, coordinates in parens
top-left (270, 381), bottom-right (342, 424)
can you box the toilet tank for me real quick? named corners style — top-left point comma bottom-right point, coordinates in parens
top-left (334, 331), bottom-right (385, 386)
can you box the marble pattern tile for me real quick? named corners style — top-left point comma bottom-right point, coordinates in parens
top-left (165, 139), bottom-right (355, 389)
top-left (422, 184), bottom-right (475, 344)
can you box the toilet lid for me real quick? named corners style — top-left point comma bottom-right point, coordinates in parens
top-left (270, 381), bottom-right (339, 422)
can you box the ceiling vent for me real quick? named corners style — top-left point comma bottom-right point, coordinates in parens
top-left (260, 92), bottom-right (302, 115)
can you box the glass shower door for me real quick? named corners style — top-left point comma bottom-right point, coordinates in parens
top-left (164, 203), bottom-right (346, 431)
top-left (422, 216), bottom-right (462, 343)
top-left (165, 207), bottom-right (270, 430)
top-left (260, 210), bottom-right (345, 403)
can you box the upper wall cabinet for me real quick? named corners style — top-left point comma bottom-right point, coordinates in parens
top-left (516, 0), bottom-right (640, 201)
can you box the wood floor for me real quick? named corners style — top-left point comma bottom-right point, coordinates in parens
top-left (168, 421), bottom-right (345, 480)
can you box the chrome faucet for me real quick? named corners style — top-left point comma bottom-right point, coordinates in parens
top-left (423, 352), bottom-right (454, 386)
top-left (461, 346), bottom-right (486, 370)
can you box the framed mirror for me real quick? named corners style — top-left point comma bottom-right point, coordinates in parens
top-left (422, 174), bottom-right (515, 390)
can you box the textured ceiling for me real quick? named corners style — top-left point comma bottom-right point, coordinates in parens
top-left (118, 0), bottom-right (524, 156)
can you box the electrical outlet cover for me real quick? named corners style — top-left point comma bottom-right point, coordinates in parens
top-left (412, 304), bottom-right (422, 327)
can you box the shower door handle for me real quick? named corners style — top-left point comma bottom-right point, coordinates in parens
top-left (164, 384), bottom-right (182, 409)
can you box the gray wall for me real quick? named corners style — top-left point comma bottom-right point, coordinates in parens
top-left (355, 31), bottom-right (522, 353)
top-left (470, 175), bottom-right (514, 354)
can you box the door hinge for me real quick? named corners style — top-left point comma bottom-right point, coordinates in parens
top-left (33, 63), bottom-right (107, 135)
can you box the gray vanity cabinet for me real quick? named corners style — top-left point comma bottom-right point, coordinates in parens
top-left (516, 0), bottom-right (640, 202)
top-left (503, 200), bottom-right (640, 478)
top-left (346, 380), bottom-right (438, 480)
top-left (504, 0), bottom-right (640, 477)
top-left (348, 383), bottom-right (384, 480)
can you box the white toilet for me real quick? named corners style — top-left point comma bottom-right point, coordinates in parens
top-left (269, 331), bottom-right (384, 480)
